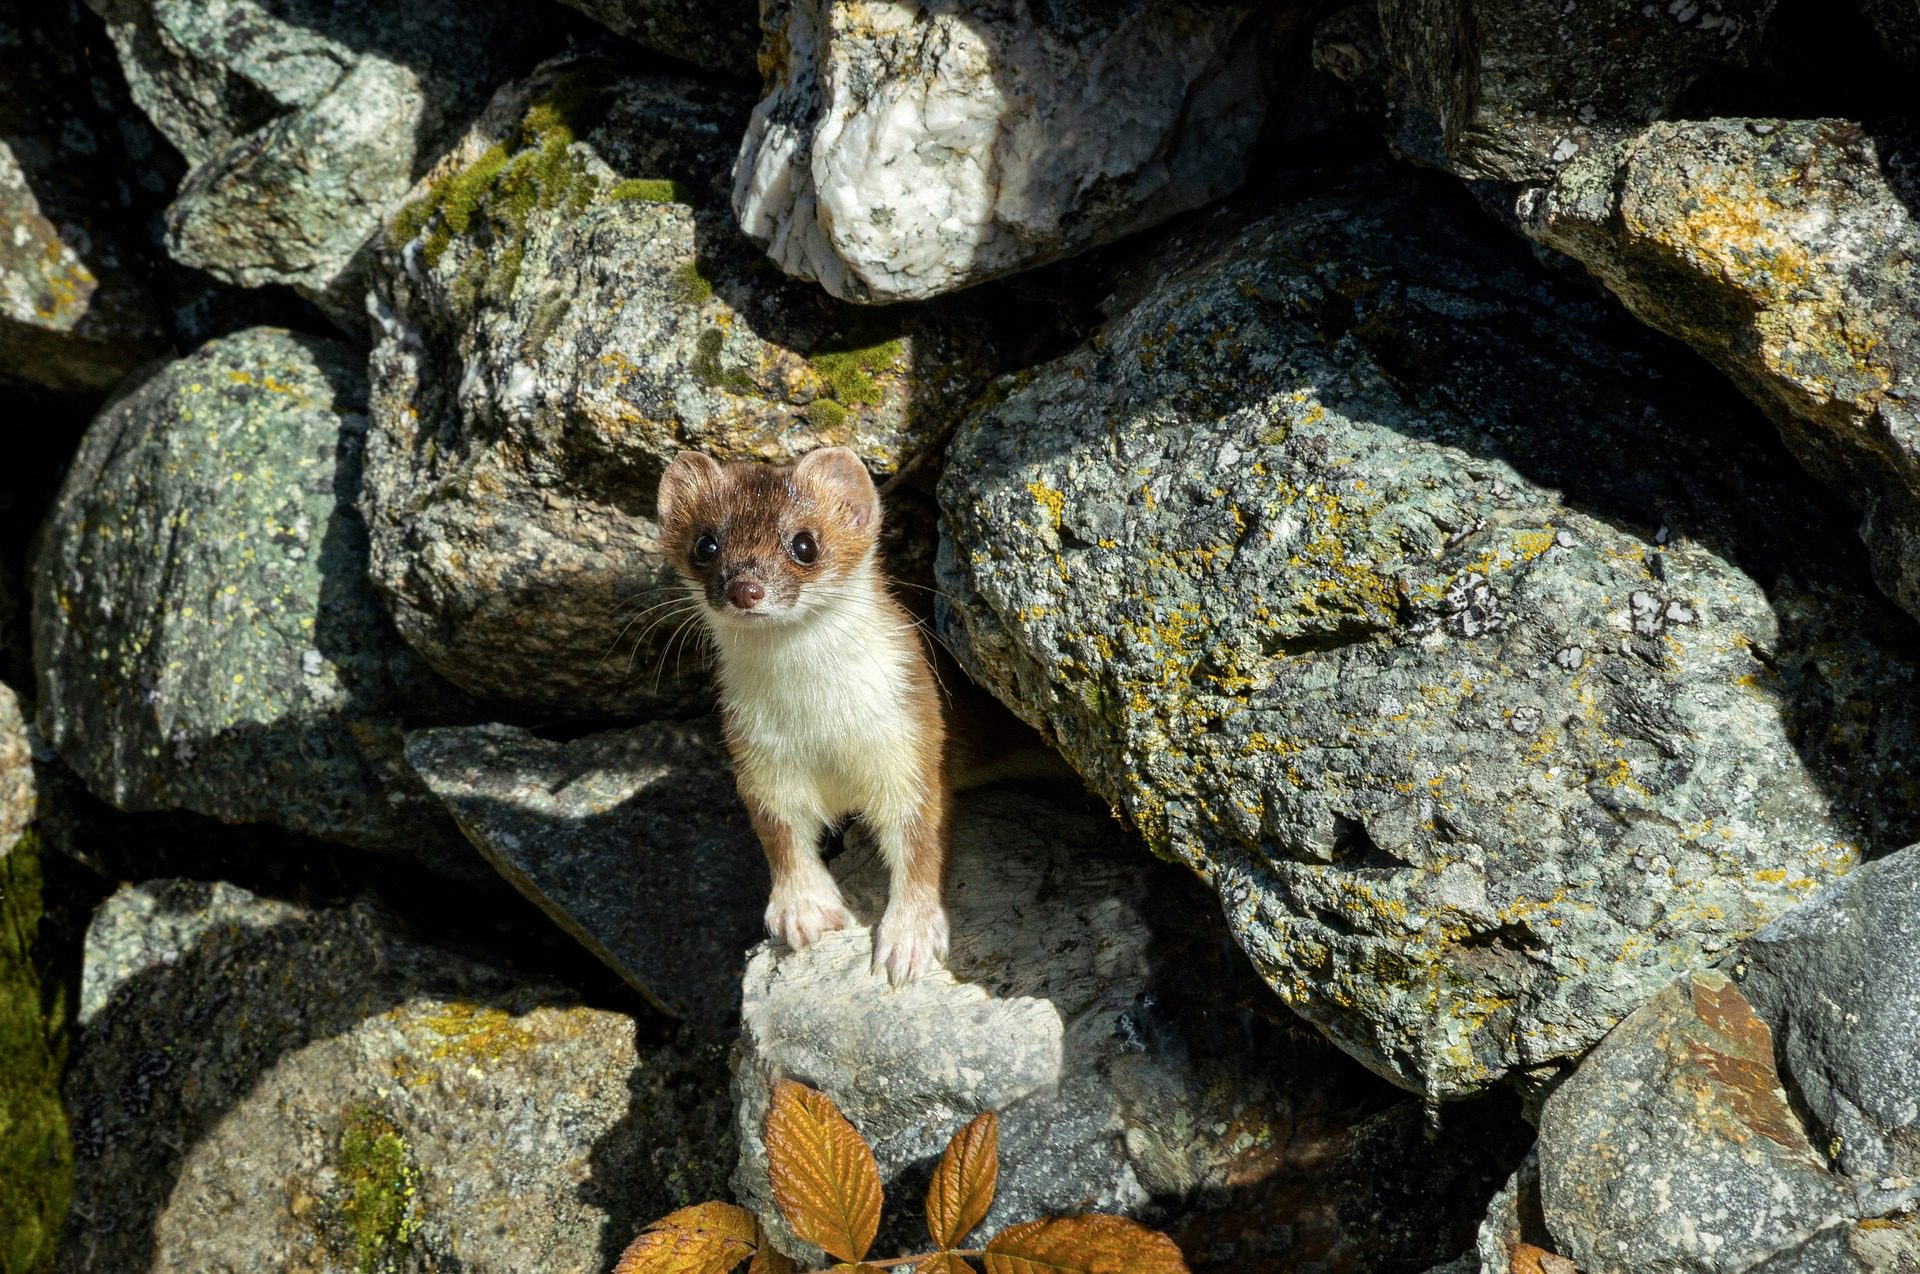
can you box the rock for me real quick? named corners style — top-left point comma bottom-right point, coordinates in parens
top-left (734, 787), bottom-right (1322, 1261)
top-left (937, 161), bottom-right (1920, 1098)
top-left (62, 877), bottom-right (735, 1271)
top-left (732, 0), bottom-right (1293, 302)
top-left (554, 0), bottom-right (760, 77)
top-left (1378, 0), bottom-right (1777, 181)
top-left (406, 718), bottom-right (767, 1026)
top-left (1862, 0), bottom-right (1920, 69)
top-left (1519, 118), bottom-right (1920, 627)
top-left (1732, 846), bottom-right (1920, 1217)
top-left (0, 0), bottom-right (167, 393)
top-left (85, 0), bottom-right (539, 327)
top-left (368, 59), bottom-right (1007, 716)
top-left (33, 327), bottom-right (477, 861)
top-left (0, 681), bottom-right (31, 859)
top-left (1536, 971), bottom-right (1851, 1273)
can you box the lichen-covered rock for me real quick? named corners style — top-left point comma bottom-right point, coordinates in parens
top-left (406, 718), bottom-right (766, 1026)
top-left (1378, 0), bottom-right (1776, 181)
top-left (85, 0), bottom-right (537, 327)
top-left (0, 681), bottom-right (31, 860)
top-left (1536, 971), bottom-right (1851, 1273)
top-left (62, 878), bottom-right (734, 1271)
top-left (1519, 119), bottom-right (1920, 626)
top-left (0, 0), bottom-right (167, 393)
top-left (33, 327), bottom-right (476, 858)
top-left (938, 162), bottom-right (1920, 1098)
top-left (1732, 846), bottom-right (1920, 1218)
top-left (732, 0), bottom-right (1292, 302)
top-left (554, 0), bottom-right (760, 77)
top-left (734, 786), bottom-right (1506, 1265)
top-left (368, 59), bottom-right (1005, 715)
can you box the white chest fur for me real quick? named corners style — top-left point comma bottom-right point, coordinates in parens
top-left (709, 578), bottom-right (929, 829)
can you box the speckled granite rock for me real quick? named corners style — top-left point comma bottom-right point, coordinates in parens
top-left (1520, 119), bottom-right (1920, 626)
top-left (368, 59), bottom-right (1005, 716)
top-left (1378, 0), bottom-right (1776, 181)
top-left (736, 787), bottom-right (1301, 1261)
top-left (937, 163), bottom-right (1920, 1099)
top-left (406, 718), bottom-right (766, 1025)
top-left (85, 0), bottom-right (535, 327)
top-left (0, 0), bottom-right (167, 393)
top-left (33, 327), bottom-right (474, 858)
top-left (733, 0), bottom-right (1291, 301)
top-left (62, 878), bottom-right (734, 1272)
top-left (1732, 846), bottom-right (1920, 1218)
top-left (555, 0), bottom-right (759, 76)
top-left (0, 682), bottom-right (31, 860)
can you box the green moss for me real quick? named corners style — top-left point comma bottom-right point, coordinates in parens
top-left (692, 326), bottom-right (753, 394)
top-left (810, 397), bottom-right (848, 432)
top-left (608, 178), bottom-right (692, 204)
top-left (670, 259), bottom-right (715, 306)
top-left (333, 1107), bottom-right (421, 1274)
top-left (1, 831), bottom-right (73, 1274)
top-left (809, 318), bottom-right (906, 409)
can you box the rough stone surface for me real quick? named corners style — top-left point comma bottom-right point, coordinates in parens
top-left (1537, 972), bottom-right (1857, 1273)
top-left (61, 878), bottom-right (735, 1272)
top-left (938, 163), bottom-right (1920, 1098)
top-left (1863, 0), bottom-right (1920, 69)
top-left (0, 0), bottom-right (167, 393)
top-left (406, 718), bottom-right (767, 1026)
top-left (733, 0), bottom-right (1291, 302)
top-left (369, 59), bottom-right (1006, 716)
top-left (555, 0), bottom-right (760, 77)
top-left (1378, 0), bottom-right (1776, 181)
top-left (0, 681), bottom-right (31, 860)
top-left (1733, 846), bottom-right (1920, 1218)
top-left (1521, 118), bottom-right (1920, 627)
top-left (33, 327), bottom-right (476, 858)
top-left (86, 0), bottom-right (536, 327)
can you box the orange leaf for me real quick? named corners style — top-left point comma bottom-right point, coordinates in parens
top-left (984, 1215), bottom-right (1190, 1274)
top-left (764, 1079), bottom-right (883, 1263)
top-left (748, 1220), bottom-right (797, 1274)
top-left (926, 1111), bottom-right (1000, 1249)
top-left (613, 1201), bottom-right (759, 1274)
top-left (919, 1254), bottom-right (978, 1274)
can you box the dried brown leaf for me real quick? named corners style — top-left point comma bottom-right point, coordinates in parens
top-left (918, 1254), bottom-right (978, 1274)
top-left (613, 1201), bottom-right (758, 1274)
top-left (748, 1220), bottom-right (797, 1274)
top-left (926, 1111), bottom-right (999, 1249)
top-left (764, 1079), bottom-right (883, 1263)
top-left (983, 1215), bottom-right (1190, 1274)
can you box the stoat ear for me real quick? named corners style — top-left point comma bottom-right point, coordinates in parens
top-left (656, 451), bottom-right (722, 528)
top-left (794, 446), bottom-right (878, 530)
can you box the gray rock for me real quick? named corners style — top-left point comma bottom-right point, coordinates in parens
top-left (0, 0), bottom-right (167, 393)
top-left (1378, 0), bottom-right (1776, 181)
top-left (86, 0), bottom-right (535, 327)
top-left (1732, 847), bottom-right (1920, 1217)
top-left (406, 718), bottom-right (767, 1026)
top-left (735, 787), bottom-right (1304, 1262)
top-left (937, 161), bottom-right (1920, 1098)
top-left (62, 877), bottom-right (735, 1271)
top-left (732, 0), bottom-right (1292, 302)
top-left (1519, 119), bottom-right (1920, 628)
top-left (1536, 972), bottom-right (1854, 1273)
top-left (554, 0), bottom-right (760, 77)
top-left (0, 681), bottom-right (31, 860)
top-left (368, 59), bottom-right (1005, 716)
top-left (33, 327), bottom-right (475, 859)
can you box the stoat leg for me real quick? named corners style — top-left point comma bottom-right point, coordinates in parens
top-left (749, 802), bottom-right (849, 950)
top-left (867, 791), bottom-right (952, 985)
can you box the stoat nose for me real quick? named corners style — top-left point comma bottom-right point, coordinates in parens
top-left (727, 579), bottom-right (766, 610)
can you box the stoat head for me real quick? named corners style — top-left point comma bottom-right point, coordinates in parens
top-left (655, 445), bottom-right (882, 629)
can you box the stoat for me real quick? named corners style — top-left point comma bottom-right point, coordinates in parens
top-left (654, 445), bottom-right (959, 984)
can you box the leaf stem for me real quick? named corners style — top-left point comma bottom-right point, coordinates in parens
top-left (815, 1250), bottom-right (987, 1270)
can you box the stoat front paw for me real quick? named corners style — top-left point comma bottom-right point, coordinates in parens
top-left (872, 896), bottom-right (950, 986)
top-left (765, 885), bottom-right (851, 951)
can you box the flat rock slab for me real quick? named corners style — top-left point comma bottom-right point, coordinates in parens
top-left (407, 718), bottom-right (767, 1026)
top-left (61, 878), bottom-right (737, 1272)
top-left (938, 159), bottom-right (1920, 1098)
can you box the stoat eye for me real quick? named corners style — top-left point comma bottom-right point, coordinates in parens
top-left (692, 533), bottom-right (720, 565)
top-left (789, 530), bottom-right (818, 564)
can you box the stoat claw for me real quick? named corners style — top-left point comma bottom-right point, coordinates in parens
top-left (766, 885), bottom-right (851, 951)
top-left (872, 897), bottom-right (950, 986)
